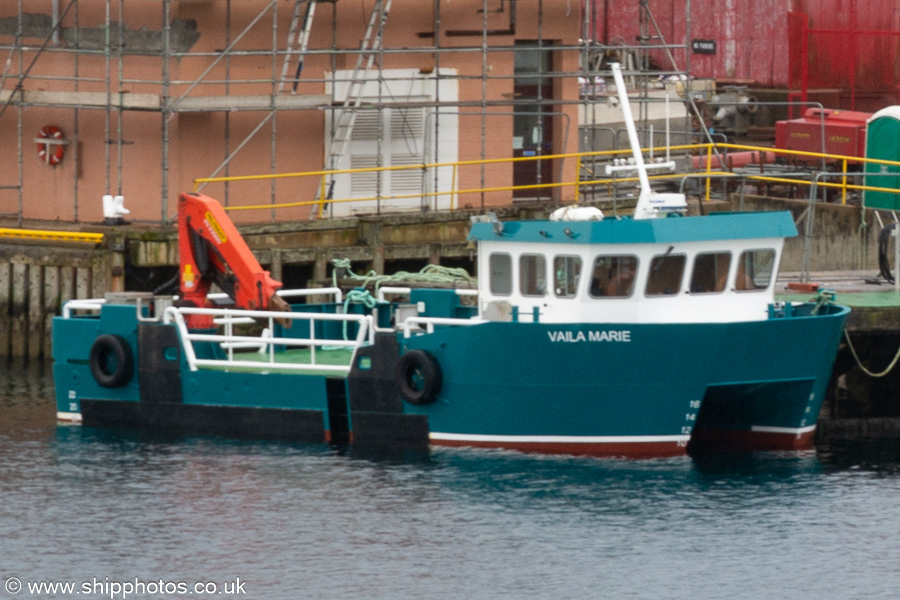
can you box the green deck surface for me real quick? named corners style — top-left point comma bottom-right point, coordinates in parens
top-left (201, 347), bottom-right (356, 376)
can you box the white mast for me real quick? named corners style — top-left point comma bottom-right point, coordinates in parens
top-left (605, 63), bottom-right (686, 220)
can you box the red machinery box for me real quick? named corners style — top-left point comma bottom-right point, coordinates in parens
top-left (775, 108), bottom-right (871, 159)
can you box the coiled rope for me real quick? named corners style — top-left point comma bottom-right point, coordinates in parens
top-left (331, 257), bottom-right (476, 293)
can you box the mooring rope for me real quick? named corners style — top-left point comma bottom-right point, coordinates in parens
top-left (843, 329), bottom-right (900, 378)
top-left (810, 288), bottom-right (837, 315)
top-left (340, 289), bottom-right (378, 340)
top-left (813, 286), bottom-right (900, 377)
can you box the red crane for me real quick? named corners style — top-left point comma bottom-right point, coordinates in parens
top-left (177, 192), bottom-right (291, 329)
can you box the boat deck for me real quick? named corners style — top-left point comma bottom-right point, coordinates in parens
top-left (201, 347), bottom-right (356, 376)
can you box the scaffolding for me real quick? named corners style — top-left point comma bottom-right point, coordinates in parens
top-left (0, 0), bottom-right (693, 225)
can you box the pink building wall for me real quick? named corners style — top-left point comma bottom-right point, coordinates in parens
top-left (0, 1), bottom-right (580, 224)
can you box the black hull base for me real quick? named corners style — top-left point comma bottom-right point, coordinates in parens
top-left (80, 399), bottom-right (327, 442)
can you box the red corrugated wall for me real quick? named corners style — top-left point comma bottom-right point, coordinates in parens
top-left (593, 0), bottom-right (791, 85)
top-left (792, 0), bottom-right (900, 106)
top-left (594, 0), bottom-right (900, 98)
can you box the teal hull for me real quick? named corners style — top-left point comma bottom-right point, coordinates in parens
top-left (53, 301), bottom-right (849, 458)
top-left (395, 305), bottom-right (849, 455)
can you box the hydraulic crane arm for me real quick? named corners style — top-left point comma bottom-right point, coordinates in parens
top-left (177, 192), bottom-right (291, 327)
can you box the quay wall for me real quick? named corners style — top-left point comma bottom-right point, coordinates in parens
top-left (735, 195), bottom-right (880, 274)
top-left (0, 243), bottom-right (113, 360)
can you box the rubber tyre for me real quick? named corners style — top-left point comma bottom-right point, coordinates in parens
top-left (396, 349), bottom-right (442, 406)
top-left (89, 334), bottom-right (134, 388)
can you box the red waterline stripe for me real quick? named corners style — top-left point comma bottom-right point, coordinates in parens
top-left (690, 427), bottom-right (817, 452)
top-left (430, 437), bottom-right (689, 459)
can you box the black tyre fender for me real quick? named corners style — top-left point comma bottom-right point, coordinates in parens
top-left (396, 349), bottom-right (442, 405)
top-left (89, 334), bottom-right (134, 388)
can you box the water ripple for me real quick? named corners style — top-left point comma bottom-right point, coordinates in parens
top-left (1, 363), bottom-right (900, 598)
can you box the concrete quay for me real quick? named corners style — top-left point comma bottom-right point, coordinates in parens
top-left (776, 271), bottom-right (900, 444)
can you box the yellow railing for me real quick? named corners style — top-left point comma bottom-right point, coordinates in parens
top-left (192, 142), bottom-right (900, 215)
top-left (698, 143), bottom-right (900, 205)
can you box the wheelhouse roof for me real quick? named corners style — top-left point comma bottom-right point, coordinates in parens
top-left (468, 211), bottom-right (797, 245)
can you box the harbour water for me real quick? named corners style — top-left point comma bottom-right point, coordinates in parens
top-left (2, 362), bottom-right (900, 599)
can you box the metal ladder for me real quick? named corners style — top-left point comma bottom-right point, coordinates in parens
top-left (316, 0), bottom-right (392, 217)
top-left (279, 0), bottom-right (317, 94)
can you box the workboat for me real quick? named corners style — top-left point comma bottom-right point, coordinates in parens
top-left (51, 65), bottom-right (850, 457)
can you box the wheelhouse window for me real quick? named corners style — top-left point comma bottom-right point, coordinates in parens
top-left (553, 255), bottom-right (582, 298)
top-left (519, 254), bottom-right (547, 297)
top-left (735, 249), bottom-right (776, 291)
top-left (489, 253), bottom-right (513, 296)
top-left (645, 253), bottom-right (686, 296)
top-left (590, 255), bottom-right (638, 298)
top-left (690, 252), bottom-right (731, 294)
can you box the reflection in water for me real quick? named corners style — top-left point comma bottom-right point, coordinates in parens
top-left (0, 360), bottom-right (55, 433)
top-left (817, 439), bottom-right (900, 472)
top-left (2, 362), bottom-right (900, 599)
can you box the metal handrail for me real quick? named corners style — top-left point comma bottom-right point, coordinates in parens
top-left (164, 305), bottom-right (374, 373)
top-left (207, 287), bottom-right (344, 304)
top-left (402, 316), bottom-right (485, 339)
top-left (193, 141), bottom-right (900, 214)
top-left (376, 286), bottom-right (478, 302)
top-left (61, 299), bottom-right (106, 318)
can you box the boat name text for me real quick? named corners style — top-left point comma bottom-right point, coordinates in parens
top-left (547, 330), bottom-right (631, 343)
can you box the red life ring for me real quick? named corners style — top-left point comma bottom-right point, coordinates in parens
top-left (36, 125), bottom-right (65, 165)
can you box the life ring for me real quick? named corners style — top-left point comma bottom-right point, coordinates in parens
top-left (36, 125), bottom-right (65, 165)
top-left (89, 334), bottom-right (134, 388)
top-left (396, 349), bottom-right (442, 405)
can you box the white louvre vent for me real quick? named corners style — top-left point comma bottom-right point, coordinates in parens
top-left (325, 68), bottom-right (458, 215)
top-left (350, 111), bottom-right (381, 142)
top-left (391, 107), bottom-right (425, 153)
top-left (350, 154), bottom-right (380, 196)
top-left (391, 153), bottom-right (424, 194)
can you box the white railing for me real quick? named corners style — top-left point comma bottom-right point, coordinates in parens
top-left (61, 298), bottom-right (106, 318)
top-left (164, 305), bottom-right (374, 374)
top-left (214, 315), bottom-right (270, 353)
top-left (375, 287), bottom-right (479, 334)
top-left (207, 287), bottom-right (344, 304)
top-left (279, 287), bottom-right (344, 303)
top-left (376, 286), bottom-right (478, 302)
top-left (402, 316), bottom-right (485, 338)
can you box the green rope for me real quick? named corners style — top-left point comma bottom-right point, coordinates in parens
top-left (338, 288), bottom-right (377, 341)
top-left (808, 287), bottom-right (900, 377)
top-left (331, 258), bottom-right (476, 294)
top-left (331, 258), bottom-right (377, 288)
top-left (344, 288), bottom-right (378, 309)
top-left (843, 329), bottom-right (900, 378)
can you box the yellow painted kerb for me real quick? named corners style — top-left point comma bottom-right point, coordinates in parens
top-left (0, 228), bottom-right (104, 243)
